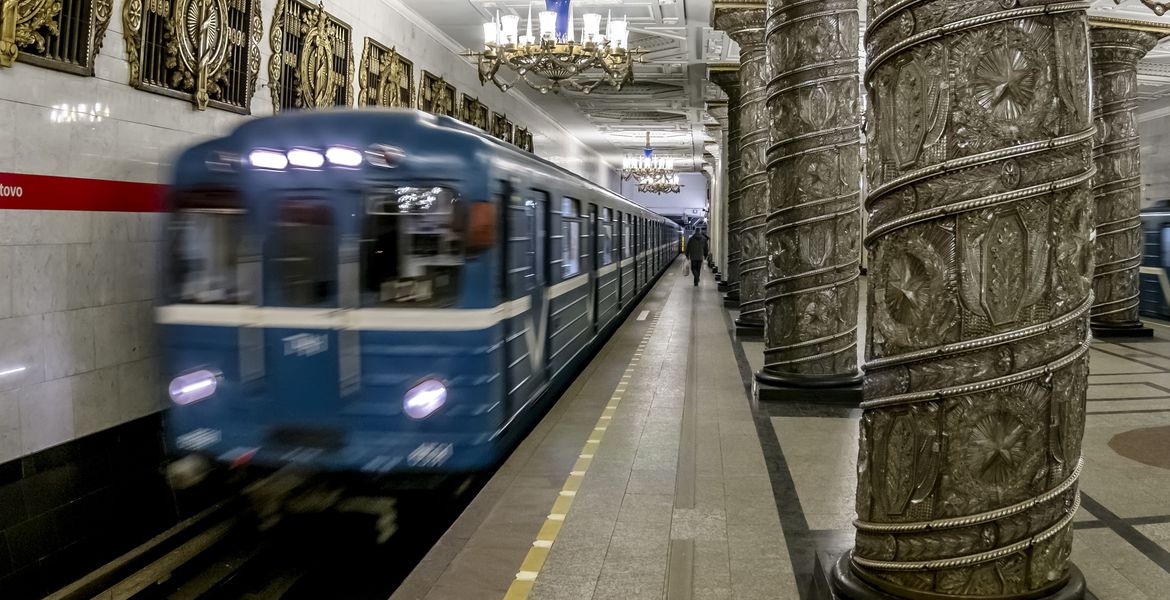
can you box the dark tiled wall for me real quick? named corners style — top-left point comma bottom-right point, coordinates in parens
top-left (0, 415), bottom-right (179, 598)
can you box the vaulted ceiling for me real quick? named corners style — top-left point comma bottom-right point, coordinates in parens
top-left (403, 0), bottom-right (1170, 175)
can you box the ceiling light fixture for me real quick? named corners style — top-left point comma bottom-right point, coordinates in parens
top-left (470, 1), bottom-right (640, 94)
top-left (622, 131), bottom-right (677, 182)
top-left (637, 173), bottom-right (682, 194)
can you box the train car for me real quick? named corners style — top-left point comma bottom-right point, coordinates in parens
top-left (159, 109), bottom-right (678, 486)
top-left (1139, 200), bottom-right (1170, 320)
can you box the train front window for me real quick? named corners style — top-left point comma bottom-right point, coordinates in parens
top-left (274, 200), bottom-right (337, 307)
top-left (167, 190), bottom-right (247, 304)
top-left (361, 187), bottom-right (463, 307)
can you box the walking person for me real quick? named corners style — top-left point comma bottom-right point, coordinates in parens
top-left (685, 230), bottom-right (708, 287)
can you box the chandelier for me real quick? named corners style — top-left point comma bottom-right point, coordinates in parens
top-left (1113, 0), bottom-right (1170, 16)
top-left (474, 1), bottom-right (636, 94)
top-left (622, 132), bottom-right (676, 181)
top-left (638, 174), bottom-right (683, 195)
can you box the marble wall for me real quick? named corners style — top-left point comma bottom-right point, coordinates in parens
top-left (0, 0), bottom-right (616, 464)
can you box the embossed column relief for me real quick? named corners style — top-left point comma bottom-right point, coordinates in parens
top-left (714, 8), bottom-right (768, 331)
top-left (836, 0), bottom-right (1095, 597)
top-left (1088, 24), bottom-right (1162, 337)
top-left (711, 68), bottom-right (742, 297)
top-left (759, 0), bottom-right (862, 387)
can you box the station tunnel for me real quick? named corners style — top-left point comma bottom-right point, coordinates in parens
top-left (2, 1), bottom-right (1170, 599)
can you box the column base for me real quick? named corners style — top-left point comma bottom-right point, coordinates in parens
top-left (820, 552), bottom-right (1086, 600)
top-left (723, 291), bottom-right (741, 308)
top-left (735, 316), bottom-right (764, 340)
top-left (754, 369), bottom-right (862, 404)
top-left (1091, 320), bottom-right (1154, 338)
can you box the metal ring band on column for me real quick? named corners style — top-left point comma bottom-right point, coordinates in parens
top-left (1093, 254), bottom-right (1143, 278)
top-left (865, 295), bottom-right (1092, 371)
top-left (766, 73), bottom-right (859, 105)
top-left (1092, 292), bottom-right (1142, 318)
top-left (1094, 214), bottom-right (1141, 236)
top-left (767, 137), bottom-right (861, 170)
top-left (767, 8), bottom-right (861, 39)
top-left (861, 339), bottom-right (1091, 410)
top-left (765, 339), bottom-right (859, 366)
top-left (866, 0), bottom-right (934, 42)
top-left (864, 3), bottom-right (1092, 84)
top-left (864, 169), bottom-right (1096, 246)
top-left (865, 128), bottom-right (1095, 210)
top-left (768, 265), bottom-right (861, 296)
top-left (852, 494), bottom-right (1081, 572)
top-left (854, 458), bottom-right (1084, 533)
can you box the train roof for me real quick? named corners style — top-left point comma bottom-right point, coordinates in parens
top-left (180, 108), bottom-right (675, 226)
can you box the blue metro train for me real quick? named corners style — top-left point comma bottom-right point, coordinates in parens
top-left (1140, 201), bottom-right (1170, 320)
top-left (160, 109), bottom-right (678, 483)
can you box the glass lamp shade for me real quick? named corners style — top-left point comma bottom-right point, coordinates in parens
top-left (539, 11), bottom-right (557, 40)
top-left (546, 0), bottom-right (571, 38)
top-left (583, 13), bottom-right (601, 42)
top-left (609, 20), bottom-right (627, 49)
top-left (501, 15), bottom-right (519, 44)
top-left (483, 22), bottom-right (499, 45)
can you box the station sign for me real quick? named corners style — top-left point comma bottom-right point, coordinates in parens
top-left (0, 172), bottom-right (165, 212)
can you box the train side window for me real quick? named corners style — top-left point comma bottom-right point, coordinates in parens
top-left (1162, 227), bottom-right (1170, 269)
top-left (563, 198), bottom-right (582, 278)
top-left (167, 189), bottom-right (247, 304)
top-left (601, 208), bottom-right (614, 266)
top-left (361, 187), bottom-right (463, 307)
top-left (275, 199), bottom-right (337, 307)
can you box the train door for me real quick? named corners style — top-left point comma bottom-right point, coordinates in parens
top-left (262, 195), bottom-right (343, 424)
top-left (509, 186), bottom-right (551, 411)
top-left (616, 210), bottom-right (624, 308)
top-left (589, 203), bottom-right (600, 334)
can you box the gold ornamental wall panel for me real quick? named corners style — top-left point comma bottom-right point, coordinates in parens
top-left (268, 0), bottom-right (352, 112)
top-left (358, 37), bottom-right (413, 108)
top-left (418, 70), bottom-right (455, 117)
top-left (515, 127), bottom-right (533, 152)
top-left (460, 93), bottom-right (488, 130)
top-left (123, 0), bottom-right (263, 112)
top-left (1, 0), bottom-right (113, 74)
top-left (491, 111), bottom-right (513, 144)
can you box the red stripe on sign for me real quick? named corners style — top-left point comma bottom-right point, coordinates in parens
top-left (0, 172), bottom-right (167, 212)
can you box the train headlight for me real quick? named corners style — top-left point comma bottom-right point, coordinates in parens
top-left (169, 370), bottom-right (219, 405)
top-left (326, 147), bottom-right (363, 167)
top-left (404, 380), bottom-right (447, 419)
top-left (287, 148), bottom-right (325, 169)
top-left (248, 149), bottom-right (288, 170)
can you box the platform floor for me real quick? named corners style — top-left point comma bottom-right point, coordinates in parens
top-left (391, 262), bottom-right (1170, 600)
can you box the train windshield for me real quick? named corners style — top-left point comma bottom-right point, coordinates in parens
top-left (361, 186), bottom-right (464, 307)
top-left (167, 190), bottom-right (248, 304)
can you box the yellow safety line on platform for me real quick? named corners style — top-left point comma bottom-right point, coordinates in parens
top-left (502, 313), bottom-right (662, 600)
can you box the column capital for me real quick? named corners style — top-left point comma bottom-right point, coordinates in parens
top-left (712, 6), bottom-right (766, 50)
top-left (1090, 22), bottom-right (1164, 61)
top-left (708, 67), bottom-right (742, 100)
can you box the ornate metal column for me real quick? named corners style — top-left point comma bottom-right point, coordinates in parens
top-left (1088, 21), bottom-right (1164, 338)
top-left (714, 4), bottom-right (768, 335)
top-left (833, 0), bottom-right (1094, 598)
top-left (710, 67), bottom-right (743, 302)
top-left (756, 0), bottom-right (863, 400)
